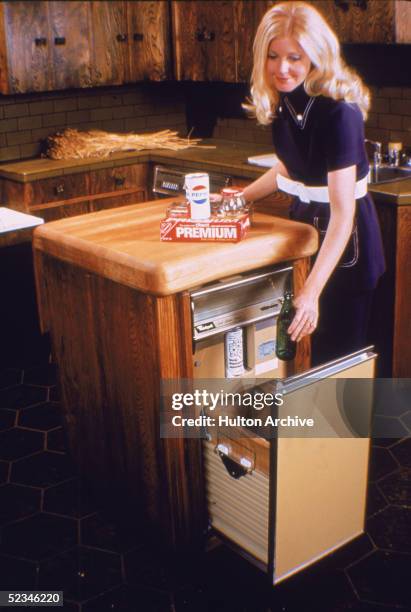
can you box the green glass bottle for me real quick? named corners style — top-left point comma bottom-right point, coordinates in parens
top-left (276, 292), bottom-right (297, 361)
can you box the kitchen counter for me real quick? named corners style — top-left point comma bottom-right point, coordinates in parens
top-left (0, 139), bottom-right (269, 182)
top-left (33, 197), bottom-right (318, 295)
top-left (2, 138), bottom-right (410, 205)
top-left (33, 195), bottom-right (316, 551)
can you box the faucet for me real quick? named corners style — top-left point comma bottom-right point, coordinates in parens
top-left (365, 139), bottom-right (382, 170)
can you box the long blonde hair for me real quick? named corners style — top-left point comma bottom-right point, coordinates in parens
top-left (245, 1), bottom-right (370, 125)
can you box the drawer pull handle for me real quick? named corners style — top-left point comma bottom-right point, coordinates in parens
top-left (133, 33), bottom-right (144, 42)
top-left (54, 37), bottom-right (66, 45)
top-left (116, 33), bottom-right (128, 42)
top-left (114, 176), bottom-right (125, 187)
top-left (35, 37), bottom-right (47, 46)
top-left (54, 184), bottom-right (65, 195)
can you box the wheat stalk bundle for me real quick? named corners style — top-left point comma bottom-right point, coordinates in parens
top-left (45, 128), bottom-right (214, 160)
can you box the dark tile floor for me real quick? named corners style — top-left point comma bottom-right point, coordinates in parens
top-left (0, 357), bottom-right (410, 611)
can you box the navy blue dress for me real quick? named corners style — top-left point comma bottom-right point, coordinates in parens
top-left (271, 83), bottom-right (385, 364)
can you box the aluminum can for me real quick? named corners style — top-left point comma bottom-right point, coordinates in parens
top-left (225, 327), bottom-right (245, 378)
top-left (184, 173), bottom-right (211, 220)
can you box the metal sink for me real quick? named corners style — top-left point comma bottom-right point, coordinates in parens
top-left (369, 165), bottom-right (411, 184)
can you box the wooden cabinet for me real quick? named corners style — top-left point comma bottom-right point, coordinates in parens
top-left (0, 1), bottom-right (52, 93)
top-left (308, 0), bottom-right (411, 43)
top-left (172, 0), bottom-right (267, 82)
top-left (126, 1), bottom-right (171, 81)
top-left (370, 200), bottom-right (411, 377)
top-left (0, 163), bottom-right (149, 222)
top-left (0, 0), bottom-right (170, 94)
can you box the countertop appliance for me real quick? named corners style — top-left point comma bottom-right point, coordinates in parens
top-left (189, 265), bottom-right (376, 585)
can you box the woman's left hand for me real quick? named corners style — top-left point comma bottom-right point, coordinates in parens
top-left (288, 291), bottom-right (319, 342)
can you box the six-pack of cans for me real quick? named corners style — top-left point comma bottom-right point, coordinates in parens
top-left (160, 172), bottom-right (250, 243)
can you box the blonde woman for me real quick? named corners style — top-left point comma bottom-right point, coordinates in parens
top-left (242, 1), bottom-right (385, 365)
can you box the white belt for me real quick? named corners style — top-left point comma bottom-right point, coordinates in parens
top-left (277, 173), bottom-right (368, 204)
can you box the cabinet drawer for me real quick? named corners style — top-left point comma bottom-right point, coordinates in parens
top-left (33, 201), bottom-right (91, 223)
top-left (88, 164), bottom-right (149, 193)
top-left (26, 172), bottom-right (89, 206)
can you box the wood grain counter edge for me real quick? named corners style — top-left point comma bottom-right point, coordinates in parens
top-left (32, 203), bottom-right (318, 296)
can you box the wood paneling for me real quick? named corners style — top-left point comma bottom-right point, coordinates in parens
top-left (127, 1), bottom-right (171, 81)
top-left (37, 255), bottom-right (206, 549)
top-left (2, 1), bottom-right (52, 93)
top-left (393, 207), bottom-right (411, 377)
top-left (89, 0), bottom-right (128, 86)
top-left (172, 0), bottom-right (237, 81)
top-left (49, 1), bottom-right (92, 89)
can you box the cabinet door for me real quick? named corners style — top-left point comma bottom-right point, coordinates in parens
top-left (311, 0), bottom-right (411, 43)
top-left (89, 164), bottom-right (148, 212)
top-left (48, 1), bottom-right (92, 90)
top-left (1, 1), bottom-right (52, 93)
top-left (234, 0), bottom-right (268, 82)
top-left (126, 1), bottom-right (171, 81)
top-left (89, 0), bottom-right (128, 86)
top-left (172, 1), bottom-right (237, 81)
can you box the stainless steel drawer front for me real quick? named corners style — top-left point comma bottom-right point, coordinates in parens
top-left (190, 266), bottom-right (292, 341)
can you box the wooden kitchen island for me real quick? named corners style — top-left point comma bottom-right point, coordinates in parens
top-left (32, 198), bottom-right (317, 551)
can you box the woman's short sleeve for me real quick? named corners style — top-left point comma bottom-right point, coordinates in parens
top-left (324, 102), bottom-right (365, 172)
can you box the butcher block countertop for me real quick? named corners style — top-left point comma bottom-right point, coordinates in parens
top-left (33, 197), bottom-right (318, 296)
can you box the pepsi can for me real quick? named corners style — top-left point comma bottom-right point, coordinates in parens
top-left (184, 173), bottom-right (211, 220)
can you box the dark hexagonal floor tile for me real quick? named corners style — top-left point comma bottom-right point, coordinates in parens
top-left (366, 482), bottom-right (388, 518)
top-left (38, 546), bottom-right (122, 602)
top-left (81, 514), bottom-right (142, 553)
top-left (400, 411), bottom-right (411, 432)
top-left (0, 409), bottom-right (15, 431)
top-left (321, 534), bottom-right (375, 571)
top-left (378, 467), bottom-right (411, 507)
top-left (347, 550), bottom-right (411, 607)
top-left (0, 554), bottom-right (37, 589)
top-left (0, 461), bottom-right (9, 484)
top-left (125, 545), bottom-right (192, 592)
top-left (0, 428), bottom-right (44, 461)
top-left (0, 483), bottom-right (41, 527)
top-left (0, 368), bottom-right (22, 390)
top-left (371, 416), bottom-right (409, 439)
top-left (18, 401), bottom-right (62, 431)
top-left (390, 438), bottom-right (411, 468)
top-left (367, 505), bottom-right (411, 553)
top-left (0, 513), bottom-right (77, 561)
top-left (11, 451), bottom-right (74, 488)
top-left (373, 380), bottom-right (410, 418)
top-left (23, 363), bottom-right (58, 387)
top-left (47, 427), bottom-right (67, 453)
top-left (368, 446), bottom-right (398, 482)
top-left (82, 585), bottom-right (172, 612)
top-left (44, 479), bottom-right (96, 519)
top-left (0, 384), bottom-right (47, 411)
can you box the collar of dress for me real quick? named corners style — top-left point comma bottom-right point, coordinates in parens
top-left (279, 85), bottom-right (316, 129)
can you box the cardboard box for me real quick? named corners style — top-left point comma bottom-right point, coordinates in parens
top-left (160, 214), bottom-right (250, 243)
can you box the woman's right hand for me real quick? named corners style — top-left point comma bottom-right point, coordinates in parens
top-left (288, 290), bottom-right (319, 342)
